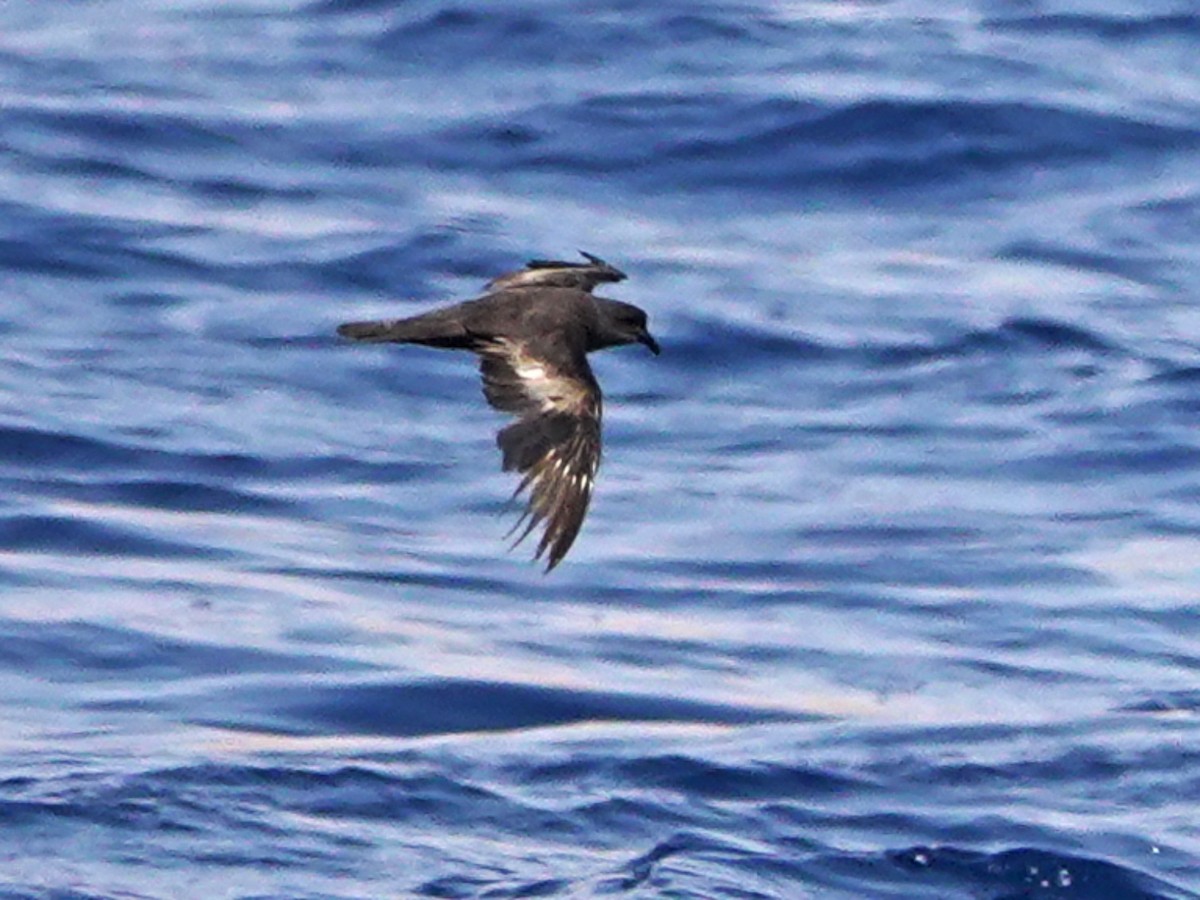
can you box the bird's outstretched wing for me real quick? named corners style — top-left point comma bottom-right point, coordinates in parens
top-left (486, 251), bottom-right (627, 293)
top-left (477, 338), bottom-right (602, 571)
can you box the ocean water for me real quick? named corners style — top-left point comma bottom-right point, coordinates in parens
top-left (0, 0), bottom-right (1198, 896)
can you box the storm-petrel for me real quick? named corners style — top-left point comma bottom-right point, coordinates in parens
top-left (337, 252), bottom-right (660, 571)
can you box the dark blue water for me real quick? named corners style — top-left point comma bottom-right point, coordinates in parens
top-left (1, 1), bottom-right (1198, 896)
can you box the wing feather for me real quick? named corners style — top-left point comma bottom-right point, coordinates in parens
top-left (478, 340), bottom-right (602, 570)
top-left (485, 251), bottom-right (627, 293)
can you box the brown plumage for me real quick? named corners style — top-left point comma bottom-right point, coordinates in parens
top-left (337, 253), bottom-right (659, 570)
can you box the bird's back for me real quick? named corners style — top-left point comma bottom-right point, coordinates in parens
top-left (458, 288), bottom-right (597, 354)
top-left (336, 286), bottom-right (593, 353)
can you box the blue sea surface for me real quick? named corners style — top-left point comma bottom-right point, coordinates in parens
top-left (1, 0), bottom-right (1198, 896)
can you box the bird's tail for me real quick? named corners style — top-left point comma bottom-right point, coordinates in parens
top-left (336, 310), bottom-right (471, 348)
top-left (337, 319), bottom-right (408, 342)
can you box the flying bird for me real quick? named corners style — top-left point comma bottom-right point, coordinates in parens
top-left (337, 252), bottom-right (660, 571)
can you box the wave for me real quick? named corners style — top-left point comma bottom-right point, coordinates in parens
top-left (0, 423), bottom-right (438, 485)
top-left (664, 315), bottom-right (1120, 374)
top-left (989, 13), bottom-right (1200, 40)
top-left (413, 95), bottom-right (1200, 198)
top-left (889, 845), bottom-right (1195, 900)
top-left (0, 619), bottom-right (364, 683)
top-left (193, 676), bottom-right (809, 737)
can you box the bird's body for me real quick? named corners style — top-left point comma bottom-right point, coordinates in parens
top-left (337, 253), bottom-right (659, 571)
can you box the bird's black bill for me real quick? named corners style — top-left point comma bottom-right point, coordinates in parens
top-left (638, 331), bottom-right (661, 355)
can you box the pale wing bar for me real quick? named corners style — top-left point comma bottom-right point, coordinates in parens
top-left (485, 251), bottom-right (627, 293)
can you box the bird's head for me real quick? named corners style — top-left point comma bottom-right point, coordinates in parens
top-left (599, 299), bottom-right (661, 355)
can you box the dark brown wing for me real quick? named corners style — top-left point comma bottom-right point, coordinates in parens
top-left (478, 338), bottom-right (602, 571)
